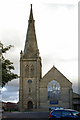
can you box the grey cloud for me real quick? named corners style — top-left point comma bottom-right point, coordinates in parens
top-left (55, 58), bottom-right (78, 62)
top-left (1, 82), bottom-right (19, 102)
top-left (1, 79), bottom-right (19, 102)
top-left (43, 54), bottom-right (77, 63)
top-left (1, 30), bottom-right (24, 75)
top-left (5, 86), bottom-right (18, 92)
top-left (6, 79), bottom-right (19, 88)
top-left (72, 83), bottom-right (78, 93)
top-left (2, 91), bottom-right (19, 102)
top-left (1, 30), bottom-right (25, 49)
top-left (46, 3), bottom-right (75, 9)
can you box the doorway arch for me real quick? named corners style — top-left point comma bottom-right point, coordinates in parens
top-left (27, 101), bottom-right (33, 109)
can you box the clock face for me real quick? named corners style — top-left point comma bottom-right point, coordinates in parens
top-left (28, 79), bottom-right (32, 84)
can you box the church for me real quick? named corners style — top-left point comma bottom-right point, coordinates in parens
top-left (19, 4), bottom-right (76, 111)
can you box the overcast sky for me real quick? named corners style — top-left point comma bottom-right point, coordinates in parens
top-left (0, 0), bottom-right (79, 103)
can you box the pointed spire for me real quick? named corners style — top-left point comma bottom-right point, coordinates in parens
top-left (29, 4), bottom-right (34, 21)
top-left (23, 4), bottom-right (39, 58)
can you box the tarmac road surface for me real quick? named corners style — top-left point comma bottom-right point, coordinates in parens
top-left (2, 111), bottom-right (49, 120)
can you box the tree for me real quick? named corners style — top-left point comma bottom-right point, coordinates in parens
top-left (1, 44), bottom-right (18, 87)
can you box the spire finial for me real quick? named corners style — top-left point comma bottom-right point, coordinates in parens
top-left (29, 4), bottom-right (34, 21)
top-left (31, 4), bottom-right (32, 9)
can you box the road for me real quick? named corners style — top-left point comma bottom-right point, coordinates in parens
top-left (2, 111), bottom-right (49, 120)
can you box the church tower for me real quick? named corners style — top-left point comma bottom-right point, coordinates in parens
top-left (19, 4), bottom-right (42, 111)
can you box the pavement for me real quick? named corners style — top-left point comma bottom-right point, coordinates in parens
top-left (2, 111), bottom-right (50, 120)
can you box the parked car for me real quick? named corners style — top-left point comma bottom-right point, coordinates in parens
top-left (49, 109), bottom-right (80, 120)
top-left (49, 106), bottom-right (64, 111)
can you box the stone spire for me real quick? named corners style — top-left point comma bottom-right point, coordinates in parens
top-left (23, 4), bottom-right (39, 58)
top-left (29, 4), bottom-right (34, 21)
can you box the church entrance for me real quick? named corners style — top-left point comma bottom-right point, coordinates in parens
top-left (27, 101), bottom-right (33, 109)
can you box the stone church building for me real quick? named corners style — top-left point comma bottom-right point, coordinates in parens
top-left (19, 5), bottom-right (73, 111)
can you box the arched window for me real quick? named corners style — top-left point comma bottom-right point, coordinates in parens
top-left (25, 65), bottom-right (29, 78)
top-left (48, 80), bottom-right (61, 104)
top-left (30, 64), bottom-right (34, 78)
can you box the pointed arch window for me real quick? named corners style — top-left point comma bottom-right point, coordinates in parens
top-left (30, 64), bottom-right (34, 78)
top-left (25, 64), bottom-right (29, 78)
top-left (48, 80), bottom-right (61, 104)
